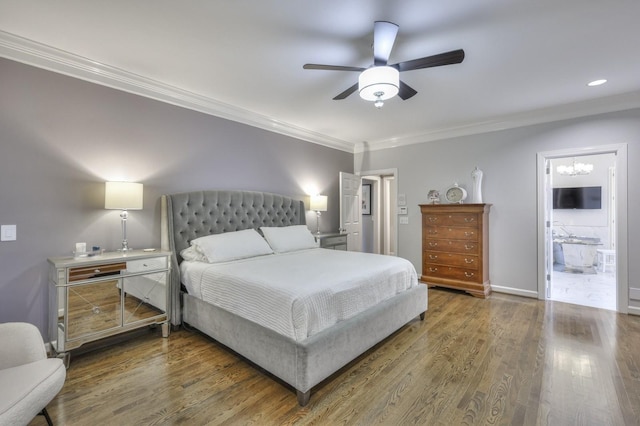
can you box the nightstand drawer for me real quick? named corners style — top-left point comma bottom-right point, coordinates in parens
top-left (322, 235), bottom-right (347, 246)
top-left (315, 233), bottom-right (348, 250)
top-left (126, 257), bottom-right (167, 273)
top-left (68, 262), bottom-right (126, 282)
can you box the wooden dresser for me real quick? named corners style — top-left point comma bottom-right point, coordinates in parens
top-left (419, 203), bottom-right (491, 298)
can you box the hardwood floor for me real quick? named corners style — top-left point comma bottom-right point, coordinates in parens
top-left (32, 289), bottom-right (640, 425)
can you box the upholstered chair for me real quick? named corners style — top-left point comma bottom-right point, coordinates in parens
top-left (0, 322), bottom-right (66, 426)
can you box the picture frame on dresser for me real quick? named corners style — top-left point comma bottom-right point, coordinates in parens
top-left (362, 184), bottom-right (371, 215)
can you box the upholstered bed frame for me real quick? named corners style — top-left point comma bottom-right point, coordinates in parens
top-left (160, 190), bottom-right (427, 406)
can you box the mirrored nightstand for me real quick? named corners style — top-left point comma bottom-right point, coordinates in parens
top-left (314, 232), bottom-right (347, 250)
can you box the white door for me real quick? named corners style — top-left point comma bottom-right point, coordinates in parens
top-left (383, 176), bottom-right (397, 256)
top-left (537, 145), bottom-right (628, 313)
top-left (544, 159), bottom-right (553, 299)
top-left (339, 172), bottom-right (362, 252)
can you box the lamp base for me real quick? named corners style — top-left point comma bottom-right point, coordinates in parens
top-left (315, 210), bottom-right (322, 234)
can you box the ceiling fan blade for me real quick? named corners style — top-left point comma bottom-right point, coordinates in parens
top-left (398, 81), bottom-right (418, 100)
top-left (303, 64), bottom-right (366, 72)
top-left (333, 83), bottom-right (359, 100)
top-left (373, 21), bottom-right (399, 66)
top-left (392, 49), bottom-right (465, 72)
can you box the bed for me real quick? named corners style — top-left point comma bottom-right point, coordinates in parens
top-left (160, 190), bottom-right (427, 406)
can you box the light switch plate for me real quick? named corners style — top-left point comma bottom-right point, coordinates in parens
top-left (398, 193), bottom-right (407, 206)
top-left (399, 216), bottom-right (409, 225)
top-left (398, 206), bottom-right (408, 215)
top-left (1, 224), bottom-right (17, 241)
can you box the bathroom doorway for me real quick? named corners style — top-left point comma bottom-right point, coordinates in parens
top-left (537, 145), bottom-right (629, 312)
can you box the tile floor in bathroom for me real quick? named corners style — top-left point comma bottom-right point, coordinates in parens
top-left (549, 268), bottom-right (616, 311)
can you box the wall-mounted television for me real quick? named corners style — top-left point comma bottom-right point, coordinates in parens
top-left (552, 186), bottom-right (602, 209)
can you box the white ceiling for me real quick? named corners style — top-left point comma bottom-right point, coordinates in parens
top-left (1, 0), bottom-right (640, 153)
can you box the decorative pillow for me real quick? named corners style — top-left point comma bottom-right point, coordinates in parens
top-left (260, 225), bottom-right (318, 253)
top-left (190, 229), bottom-right (274, 263)
top-left (180, 245), bottom-right (208, 262)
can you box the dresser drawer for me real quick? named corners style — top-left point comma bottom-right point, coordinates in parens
top-left (68, 262), bottom-right (126, 282)
top-left (423, 213), bottom-right (479, 227)
top-left (423, 226), bottom-right (479, 241)
top-left (422, 265), bottom-right (481, 282)
top-left (423, 252), bottom-right (479, 270)
top-left (126, 257), bottom-right (167, 273)
top-left (423, 238), bottom-right (479, 254)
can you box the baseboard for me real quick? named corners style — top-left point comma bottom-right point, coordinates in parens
top-left (627, 306), bottom-right (640, 316)
top-left (491, 285), bottom-right (539, 299)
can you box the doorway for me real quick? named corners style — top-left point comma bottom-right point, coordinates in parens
top-left (537, 145), bottom-right (629, 313)
top-left (360, 168), bottom-right (398, 255)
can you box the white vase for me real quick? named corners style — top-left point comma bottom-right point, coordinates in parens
top-left (471, 167), bottom-right (483, 203)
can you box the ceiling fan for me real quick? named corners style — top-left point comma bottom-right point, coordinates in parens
top-left (303, 21), bottom-right (465, 108)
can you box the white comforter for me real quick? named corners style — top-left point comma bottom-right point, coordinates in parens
top-left (180, 248), bottom-right (419, 341)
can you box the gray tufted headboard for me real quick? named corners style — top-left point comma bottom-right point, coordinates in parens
top-left (160, 190), bottom-right (306, 324)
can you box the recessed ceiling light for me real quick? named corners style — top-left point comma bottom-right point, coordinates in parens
top-left (587, 79), bottom-right (607, 87)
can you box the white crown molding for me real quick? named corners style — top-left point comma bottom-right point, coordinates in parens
top-left (0, 30), bottom-right (354, 153)
top-left (356, 90), bottom-right (640, 153)
top-left (3, 30), bottom-right (640, 156)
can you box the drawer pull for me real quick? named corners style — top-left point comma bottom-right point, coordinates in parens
top-left (465, 244), bottom-right (475, 250)
top-left (464, 231), bottom-right (475, 237)
top-left (464, 258), bottom-right (475, 264)
top-left (428, 217), bottom-right (438, 222)
top-left (464, 272), bottom-right (475, 278)
top-left (143, 263), bottom-right (148, 267)
top-left (429, 242), bottom-right (438, 247)
top-left (94, 269), bottom-right (101, 274)
top-left (464, 217), bottom-right (475, 222)
top-left (429, 255), bottom-right (438, 260)
top-left (428, 230), bottom-right (438, 235)
top-left (429, 267), bottom-right (438, 272)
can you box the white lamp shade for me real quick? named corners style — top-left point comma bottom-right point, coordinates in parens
top-left (310, 195), bottom-right (328, 212)
top-left (358, 66), bottom-right (399, 101)
top-left (105, 182), bottom-right (143, 210)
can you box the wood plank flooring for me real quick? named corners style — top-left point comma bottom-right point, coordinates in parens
top-left (31, 289), bottom-right (640, 425)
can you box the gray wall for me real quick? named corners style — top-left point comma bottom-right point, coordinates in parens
top-left (355, 109), bottom-right (640, 308)
top-left (0, 58), bottom-right (353, 335)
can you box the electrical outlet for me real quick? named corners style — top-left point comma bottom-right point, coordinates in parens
top-left (1, 224), bottom-right (16, 241)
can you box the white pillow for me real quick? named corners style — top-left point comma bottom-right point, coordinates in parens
top-left (261, 225), bottom-right (318, 253)
top-left (180, 245), bottom-right (208, 262)
top-left (190, 229), bottom-right (273, 263)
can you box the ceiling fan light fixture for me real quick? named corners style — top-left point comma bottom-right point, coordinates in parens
top-left (358, 66), bottom-right (399, 102)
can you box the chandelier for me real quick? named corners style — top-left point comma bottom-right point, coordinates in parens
top-left (557, 158), bottom-right (593, 176)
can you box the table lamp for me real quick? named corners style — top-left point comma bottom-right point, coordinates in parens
top-left (310, 195), bottom-right (327, 234)
top-left (105, 181), bottom-right (143, 251)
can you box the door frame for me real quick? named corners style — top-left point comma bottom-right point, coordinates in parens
top-left (536, 144), bottom-right (628, 313)
top-left (358, 168), bottom-right (399, 256)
